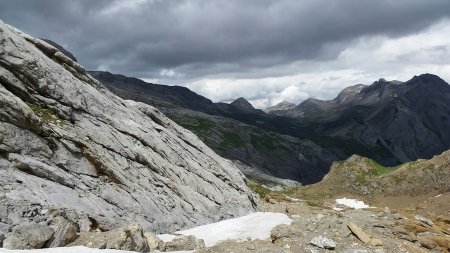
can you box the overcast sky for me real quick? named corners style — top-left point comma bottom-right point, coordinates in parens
top-left (1, 0), bottom-right (450, 108)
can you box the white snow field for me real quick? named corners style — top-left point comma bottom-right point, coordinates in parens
top-left (335, 198), bottom-right (370, 209)
top-left (158, 212), bottom-right (292, 247)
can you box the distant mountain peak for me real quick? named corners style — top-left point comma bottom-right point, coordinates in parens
top-left (335, 84), bottom-right (367, 103)
top-left (230, 97), bottom-right (256, 111)
top-left (264, 100), bottom-right (296, 113)
top-left (409, 73), bottom-right (447, 86)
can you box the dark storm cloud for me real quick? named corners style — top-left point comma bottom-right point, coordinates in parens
top-left (1, 0), bottom-right (450, 105)
top-left (1, 0), bottom-right (450, 78)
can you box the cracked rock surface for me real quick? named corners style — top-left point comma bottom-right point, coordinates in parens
top-left (0, 20), bottom-right (256, 237)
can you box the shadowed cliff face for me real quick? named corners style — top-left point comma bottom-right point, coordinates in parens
top-left (0, 21), bottom-right (257, 234)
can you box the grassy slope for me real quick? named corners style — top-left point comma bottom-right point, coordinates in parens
top-left (276, 150), bottom-right (450, 202)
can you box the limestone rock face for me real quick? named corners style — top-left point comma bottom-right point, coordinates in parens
top-left (0, 20), bottom-right (256, 235)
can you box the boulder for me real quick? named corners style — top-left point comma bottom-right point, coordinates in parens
top-left (3, 223), bottom-right (55, 249)
top-left (347, 222), bottom-right (371, 243)
top-left (347, 222), bottom-right (382, 246)
top-left (69, 223), bottom-right (149, 252)
top-left (415, 215), bottom-right (434, 226)
top-left (310, 235), bottom-right (336, 249)
top-left (270, 224), bottom-right (295, 242)
top-left (162, 235), bottom-right (205, 251)
top-left (144, 232), bottom-right (162, 251)
top-left (45, 216), bottom-right (79, 247)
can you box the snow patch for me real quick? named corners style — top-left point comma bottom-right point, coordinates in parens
top-left (335, 198), bottom-right (370, 209)
top-left (158, 212), bottom-right (292, 247)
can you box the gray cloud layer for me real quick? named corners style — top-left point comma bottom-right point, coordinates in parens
top-left (2, 0), bottom-right (450, 106)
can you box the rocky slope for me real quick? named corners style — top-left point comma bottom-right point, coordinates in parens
top-left (224, 150), bottom-right (450, 253)
top-left (0, 19), bottom-right (257, 246)
top-left (202, 192), bottom-right (450, 253)
top-left (165, 108), bottom-right (336, 184)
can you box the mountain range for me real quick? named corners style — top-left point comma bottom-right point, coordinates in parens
top-left (266, 75), bottom-right (450, 164)
top-left (91, 70), bottom-right (450, 184)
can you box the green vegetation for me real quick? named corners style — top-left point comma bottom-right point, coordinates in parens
top-left (356, 174), bottom-right (368, 185)
top-left (219, 130), bottom-right (245, 149)
top-left (245, 174), bottom-right (279, 187)
top-left (368, 159), bottom-right (393, 176)
top-left (281, 187), bottom-right (297, 196)
top-left (310, 135), bottom-right (394, 163)
top-left (28, 103), bottom-right (64, 125)
top-left (305, 200), bottom-right (320, 208)
top-left (248, 183), bottom-right (271, 198)
top-left (250, 132), bottom-right (275, 149)
top-left (179, 118), bottom-right (215, 132)
top-left (390, 174), bottom-right (402, 183)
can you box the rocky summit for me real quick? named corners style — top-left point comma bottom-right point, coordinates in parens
top-left (0, 19), bottom-right (256, 249)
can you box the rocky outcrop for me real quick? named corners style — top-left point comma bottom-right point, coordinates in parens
top-left (3, 223), bottom-right (55, 249)
top-left (0, 18), bottom-right (256, 246)
top-left (143, 232), bottom-right (162, 251)
top-left (306, 150), bottom-right (450, 198)
top-left (45, 216), bottom-right (79, 248)
top-left (161, 235), bottom-right (205, 251)
top-left (69, 224), bottom-right (149, 252)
